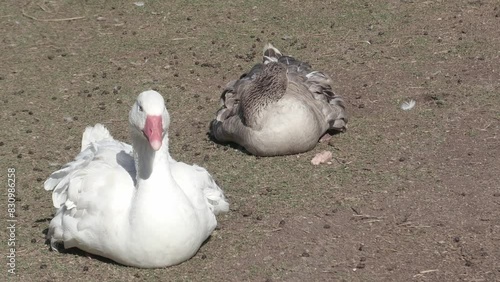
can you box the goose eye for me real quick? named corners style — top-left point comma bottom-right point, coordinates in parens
top-left (138, 105), bottom-right (143, 112)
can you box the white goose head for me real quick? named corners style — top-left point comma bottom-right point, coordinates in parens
top-left (129, 90), bottom-right (170, 151)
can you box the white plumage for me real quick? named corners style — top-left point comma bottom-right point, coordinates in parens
top-left (401, 99), bottom-right (416, 111)
top-left (45, 90), bottom-right (229, 268)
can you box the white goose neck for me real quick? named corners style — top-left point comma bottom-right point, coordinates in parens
top-left (132, 133), bottom-right (172, 182)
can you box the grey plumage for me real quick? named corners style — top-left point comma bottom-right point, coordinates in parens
top-left (210, 43), bottom-right (348, 156)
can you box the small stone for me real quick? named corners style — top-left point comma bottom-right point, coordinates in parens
top-left (278, 220), bottom-right (286, 227)
top-left (301, 251), bottom-right (310, 257)
top-left (311, 151), bottom-right (332, 165)
top-left (323, 224), bottom-right (331, 229)
top-left (201, 254), bottom-right (207, 259)
top-left (453, 236), bottom-right (460, 243)
top-left (40, 264), bottom-right (47, 269)
top-left (31, 238), bottom-right (37, 243)
top-left (83, 266), bottom-right (89, 271)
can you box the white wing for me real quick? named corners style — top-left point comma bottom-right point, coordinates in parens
top-left (169, 161), bottom-right (229, 215)
top-left (44, 124), bottom-right (136, 250)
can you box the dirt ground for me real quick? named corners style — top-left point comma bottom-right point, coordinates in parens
top-left (1, 0), bottom-right (499, 281)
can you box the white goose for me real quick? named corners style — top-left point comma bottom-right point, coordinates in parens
top-left (44, 90), bottom-right (229, 268)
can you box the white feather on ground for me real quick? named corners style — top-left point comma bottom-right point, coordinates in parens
top-left (401, 99), bottom-right (416, 111)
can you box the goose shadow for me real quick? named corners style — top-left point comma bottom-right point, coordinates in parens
top-left (206, 131), bottom-right (254, 156)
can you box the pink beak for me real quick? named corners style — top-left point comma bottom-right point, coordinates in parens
top-left (143, 115), bottom-right (163, 151)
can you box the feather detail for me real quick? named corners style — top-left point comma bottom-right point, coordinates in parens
top-left (401, 99), bottom-right (416, 111)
